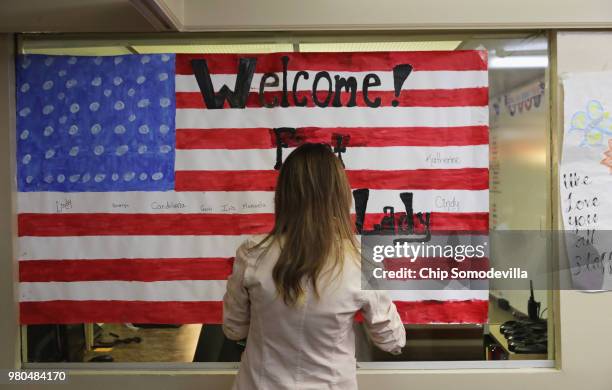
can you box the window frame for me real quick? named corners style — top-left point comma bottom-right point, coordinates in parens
top-left (14, 29), bottom-right (558, 371)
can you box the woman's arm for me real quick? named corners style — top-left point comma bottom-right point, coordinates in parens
top-left (360, 290), bottom-right (406, 355)
top-left (222, 241), bottom-right (251, 341)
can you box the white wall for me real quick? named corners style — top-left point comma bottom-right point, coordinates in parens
top-left (177, 0), bottom-right (612, 30)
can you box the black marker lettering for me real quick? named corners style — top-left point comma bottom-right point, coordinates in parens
top-left (363, 74), bottom-right (382, 108)
top-left (191, 58), bottom-right (256, 109)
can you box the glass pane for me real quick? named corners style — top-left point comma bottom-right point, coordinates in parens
top-left (17, 31), bottom-right (553, 366)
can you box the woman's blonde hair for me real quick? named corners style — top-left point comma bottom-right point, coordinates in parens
top-left (255, 143), bottom-right (358, 306)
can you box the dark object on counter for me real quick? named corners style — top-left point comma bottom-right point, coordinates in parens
top-left (27, 324), bottom-right (85, 362)
top-left (89, 354), bottom-right (114, 362)
top-left (193, 325), bottom-right (243, 362)
top-left (500, 319), bottom-right (547, 354)
top-left (513, 343), bottom-right (547, 354)
top-left (93, 332), bottom-right (142, 348)
top-left (528, 280), bottom-right (541, 321)
top-left (497, 298), bottom-right (510, 311)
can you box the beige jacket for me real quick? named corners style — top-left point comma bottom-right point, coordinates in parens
top-left (222, 236), bottom-right (406, 390)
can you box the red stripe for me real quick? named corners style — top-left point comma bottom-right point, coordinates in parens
top-left (18, 257), bottom-right (491, 283)
top-left (18, 213), bottom-right (272, 237)
top-left (381, 257), bottom-right (491, 280)
top-left (18, 211), bottom-right (488, 237)
top-left (19, 299), bottom-right (488, 324)
top-left (394, 299), bottom-right (488, 324)
top-left (175, 51), bottom-right (487, 75)
top-left (175, 88), bottom-right (488, 109)
top-left (176, 170), bottom-right (278, 191)
top-left (20, 301), bottom-right (223, 325)
top-left (175, 168), bottom-right (489, 191)
top-left (19, 258), bottom-right (234, 282)
top-left (350, 169), bottom-right (489, 190)
top-left (176, 126), bottom-right (489, 149)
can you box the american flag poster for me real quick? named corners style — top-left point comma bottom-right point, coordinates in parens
top-left (16, 51), bottom-right (489, 325)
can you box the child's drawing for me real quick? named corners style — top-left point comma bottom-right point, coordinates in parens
top-left (569, 100), bottom-right (612, 146)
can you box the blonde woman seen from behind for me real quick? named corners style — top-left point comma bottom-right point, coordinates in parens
top-left (223, 143), bottom-right (406, 390)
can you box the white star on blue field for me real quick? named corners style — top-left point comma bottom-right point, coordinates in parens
top-left (16, 54), bottom-right (176, 192)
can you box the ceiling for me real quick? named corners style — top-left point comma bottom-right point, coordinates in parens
top-left (2, 0), bottom-right (611, 34)
top-left (5, 1), bottom-right (547, 97)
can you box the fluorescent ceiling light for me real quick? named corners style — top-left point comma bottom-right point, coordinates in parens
top-left (503, 40), bottom-right (548, 52)
top-left (22, 41), bottom-right (464, 56)
top-left (299, 41), bottom-right (462, 52)
top-left (489, 55), bottom-right (548, 69)
top-left (23, 44), bottom-right (295, 56)
top-left (133, 44), bottom-right (294, 54)
top-left (24, 46), bottom-right (132, 56)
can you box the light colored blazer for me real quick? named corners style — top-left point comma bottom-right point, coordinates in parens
top-left (223, 235), bottom-right (406, 390)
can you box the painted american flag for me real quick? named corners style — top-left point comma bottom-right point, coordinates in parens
top-left (16, 51), bottom-right (489, 325)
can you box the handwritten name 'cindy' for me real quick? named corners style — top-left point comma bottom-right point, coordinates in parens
top-left (190, 56), bottom-right (413, 109)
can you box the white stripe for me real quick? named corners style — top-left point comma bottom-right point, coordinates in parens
top-left (19, 234), bottom-right (489, 261)
top-left (354, 189), bottom-right (489, 214)
top-left (19, 280), bottom-right (227, 302)
top-left (175, 71), bottom-right (488, 93)
top-left (386, 289), bottom-right (488, 301)
top-left (18, 280), bottom-right (487, 302)
top-left (17, 190), bottom-right (489, 214)
top-left (18, 235), bottom-right (249, 260)
top-left (175, 145), bottom-right (489, 170)
top-left (176, 106), bottom-right (488, 129)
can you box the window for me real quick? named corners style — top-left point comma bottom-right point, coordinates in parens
top-left (17, 31), bottom-right (553, 369)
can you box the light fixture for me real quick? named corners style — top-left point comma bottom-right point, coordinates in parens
top-left (503, 40), bottom-right (548, 52)
top-left (489, 55), bottom-right (548, 69)
top-left (298, 41), bottom-right (463, 52)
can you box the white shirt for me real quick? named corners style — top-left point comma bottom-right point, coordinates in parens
top-left (223, 235), bottom-right (406, 390)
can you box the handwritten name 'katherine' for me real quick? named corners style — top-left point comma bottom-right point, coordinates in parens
top-left (425, 152), bottom-right (460, 167)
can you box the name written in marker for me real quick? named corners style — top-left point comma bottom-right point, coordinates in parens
top-left (151, 201), bottom-right (186, 210)
top-left (221, 204), bottom-right (236, 212)
top-left (55, 199), bottom-right (72, 213)
top-left (435, 196), bottom-right (461, 212)
top-left (242, 201), bottom-right (266, 210)
top-left (425, 152), bottom-right (460, 167)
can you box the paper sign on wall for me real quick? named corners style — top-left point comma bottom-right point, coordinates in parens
top-left (561, 72), bottom-right (612, 291)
